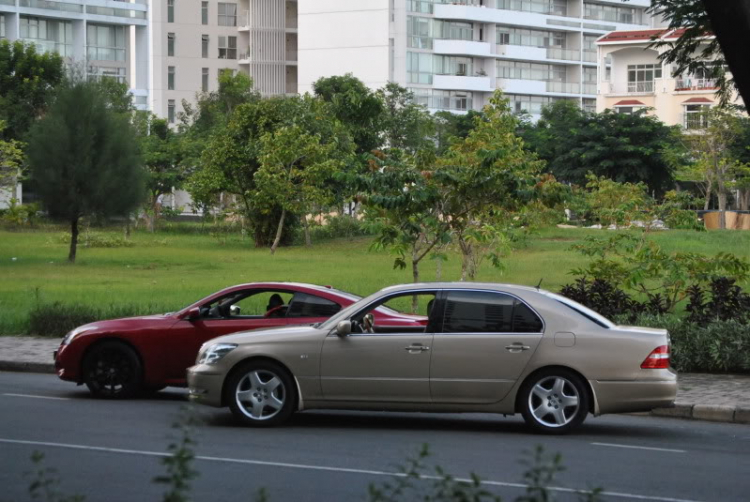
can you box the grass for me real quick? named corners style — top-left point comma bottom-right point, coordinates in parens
top-left (1, 225), bottom-right (749, 335)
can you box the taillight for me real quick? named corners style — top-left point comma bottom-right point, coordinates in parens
top-left (641, 345), bottom-right (670, 369)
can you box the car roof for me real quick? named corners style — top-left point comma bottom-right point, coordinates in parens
top-left (376, 282), bottom-right (550, 295)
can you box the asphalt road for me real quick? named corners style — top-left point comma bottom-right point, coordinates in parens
top-left (1, 371), bottom-right (749, 502)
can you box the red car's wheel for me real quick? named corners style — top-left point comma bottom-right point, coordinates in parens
top-left (82, 341), bottom-right (143, 399)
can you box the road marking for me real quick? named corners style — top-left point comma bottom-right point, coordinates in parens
top-left (592, 442), bottom-right (686, 453)
top-left (2, 393), bottom-right (70, 401)
top-left (0, 438), bottom-right (702, 502)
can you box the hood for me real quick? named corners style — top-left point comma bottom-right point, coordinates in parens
top-left (70, 314), bottom-right (176, 334)
top-left (208, 325), bottom-right (323, 346)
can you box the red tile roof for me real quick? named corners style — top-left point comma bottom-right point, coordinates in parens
top-left (597, 29), bottom-right (666, 44)
top-left (682, 97), bottom-right (713, 104)
top-left (613, 100), bottom-right (646, 106)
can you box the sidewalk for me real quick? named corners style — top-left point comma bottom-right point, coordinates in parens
top-left (1, 336), bottom-right (749, 424)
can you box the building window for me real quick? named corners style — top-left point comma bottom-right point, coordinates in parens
top-left (584, 2), bottom-right (642, 24)
top-left (167, 0), bottom-right (174, 23)
top-left (684, 104), bottom-right (710, 130)
top-left (496, 26), bottom-right (565, 49)
top-left (168, 66), bottom-right (175, 90)
top-left (201, 1), bottom-right (209, 25)
top-left (88, 66), bottom-right (127, 84)
top-left (627, 64), bottom-right (661, 93)
top-left (218, 36), bottom-right (237, 59)
top-left (202, 68), bottom-right (209, 92)
top-left (498, 0), bottom-right (568, 17)
top-left (202, 35), bottom-right (209, 58)
top-left (218, 3), bottom-right (237, 27)
top-left (409, 88), bottom-right (472, 111)
top-left (167, 32), bottom-right (175, 57)
top-left (87, 24), bottom-right (126, 62)
top-left (19, 16), bottom-right (74, 57)
top-left (168, 99), bottom-right (175, 123)
top-left (582, 98), bottom-right (596, 113)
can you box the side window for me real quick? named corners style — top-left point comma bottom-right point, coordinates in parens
top-left (442, 291), bottom-right (543, 333)
top-left (201, 291), bottom-right (293, 319)
top-left (443, 291), bottom-right (513, 333)
top-left (287, 293), bottom-right (341, 318)
top-left (512, 301), bottom-right (543, 333)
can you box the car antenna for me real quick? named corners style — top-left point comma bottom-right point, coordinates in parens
top-left (535, 278), bottom-right (543, 290)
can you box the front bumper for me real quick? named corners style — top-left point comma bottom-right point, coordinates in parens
top-left (592, 375), bottom-right (678, 414)
top-left (186, 364), bottom-right (225, 408)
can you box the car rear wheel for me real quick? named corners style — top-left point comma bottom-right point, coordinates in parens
top-left (226, 361), bottom-right (295, 427)
top-left (519, 369), bottom-right (589, 434)
top-left (82, 341), bottom-right (143, 399)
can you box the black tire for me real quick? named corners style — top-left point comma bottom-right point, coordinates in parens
top-left (226, 360), bottom-right (296, 427)
top-left (82, 341), bottom-right (143, 399)
top-left (519, 368), bottom-right (589, 434)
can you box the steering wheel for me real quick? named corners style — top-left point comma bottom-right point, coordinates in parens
top-left (264, 305), bottom-right (288, 318)
top-left (361, 313), bottom-right (375, 334)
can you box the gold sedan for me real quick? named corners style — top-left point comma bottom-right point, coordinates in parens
top-left (187, 282), bottom-right (676, 434)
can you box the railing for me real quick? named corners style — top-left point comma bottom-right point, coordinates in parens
top-left (583, 11), bottom-right (642, 24)
top-left (627, 81), bottom-right (654, 93)
top-left (497, 0), bottom-right (568, 17)
top-left (238, 52), bottom-right (249, 62)
top-left (583, 50), bottom-right (597, 63)
top-left (87, 46), bottom-right (126, 62)
top-left (582, 83), bottom-right (596, 94)
top-left (546, 47), bottom-right (579, 61)
top-left (681, 113), bottom-right (708, 130)
top-left (18, 0), bottom-right (83, 13)
top-left (675, 78), bottom-right (718, 91)
top-left (546, 81), bottom-right (580, 94)
top-left (414, 95), bottom-right (473, 112)
top-left (22, 39), bottom-right (74, 57)
top-left (239, 10), bottom-right (250, 29)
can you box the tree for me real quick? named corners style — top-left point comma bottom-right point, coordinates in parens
top-left (685, 107), bottom-right (748, 227)
top-left (522, 101), bottom-right (679, 196)
top-left (644, 0), bottom-right (750, 108)
top-left (137, 115), bottom-right (185, 231)
top-left (375, 83), bottom-right (434, 153)
top-left (26, 80), bottom-right (145, 262)
top-left (0, 121), bottom-right (24, 199)
top-left (255, 125), bottom-right (341, 254)
top-left (313, 74), bottom-right (384, 155)
top-left (434, 110), bottom-right (485, 154)
top-left (438, 92), bottom-right (543, 280)
top-left (0, 40), bottom-right (65, 140)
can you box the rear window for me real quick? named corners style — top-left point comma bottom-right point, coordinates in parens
top-left (546, 292), bottom-right (614, 329)
top-left (287, 293), bottom-right (341, 318)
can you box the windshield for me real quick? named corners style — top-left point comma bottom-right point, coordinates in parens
top-left (544, 292), bottom-right (615, 329)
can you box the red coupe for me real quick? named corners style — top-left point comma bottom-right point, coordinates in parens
top-left (54, 282), bottom-right (427, 398)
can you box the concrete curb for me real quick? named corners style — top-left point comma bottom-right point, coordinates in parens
top-left (0, 361), bottom-right (55, 374)
top-left (651, 403), bottom-right (750, 425)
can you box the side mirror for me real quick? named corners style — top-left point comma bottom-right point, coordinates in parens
top-left (335, 320), bottom-right (352, 337)
top-left (183, 307), bottom-right (201, 321)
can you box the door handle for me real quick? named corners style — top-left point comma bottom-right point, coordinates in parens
top-left (404, 345), bottom-right (430, 352)
top-left (505, 343), bottom-right (530, 353)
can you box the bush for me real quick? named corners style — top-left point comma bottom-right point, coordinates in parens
top-left (296, 214), bottom-right (371, 243)
top-left (629, 314), bottom-right (750, 374)
top-left (52, 232), bottom-right (135, 248)
top-left (27, 302), bottom-right (168, 337)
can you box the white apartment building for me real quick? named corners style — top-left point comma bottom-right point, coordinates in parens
top-left (0, 0), bottom-right (150, 109)
top-left (151, 0), bottom-right (298, 123)
top-left (596, 28), bottom-right (744, 129)
top-left (298, 0), bottom-right (653, 119)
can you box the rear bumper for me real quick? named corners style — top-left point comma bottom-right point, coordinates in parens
top-left (187, 365), bottom-right (225, 408)
top-left (591, 376), bottom-right (677, 414)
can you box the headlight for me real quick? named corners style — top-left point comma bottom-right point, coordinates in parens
top-left (62, 325), bottom-right (99, 345)
top-left (198, 343), bottom-right (237, 365)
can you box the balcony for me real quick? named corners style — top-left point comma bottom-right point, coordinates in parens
top-left (433, 74), bottom-right (492, 92)
top-left (17, 0), bottom-right (84, 13)
top-left (434, 39), bottom-right (492, 58)
top-left (582, 83), bottom-right (596, 95)
top-left (497, 78), bottom-right (546, 94)
top-left (546, 47), bottom-right (579, 62)
top-left (434, 3), bottom-right (574, 30)
top-left (546, 81), bottom-right (580, 94)
top-left (21, 39), bottom-right (73, 57)
top-left (238, 10), bottom-right (249, 31)
top-left (583, 50), bottom-right (597, 63)
top-left (675, 78), bottom-right (718, 91)
top-left (238, 52), bottom-right (250, 65)
top-left (604, 81), bottom-right (655, 94)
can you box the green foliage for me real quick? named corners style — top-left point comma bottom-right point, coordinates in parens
top-left (657, 191), bottom-right (704, 230)
top-left (1, 198), bottom-right (42, 228)
top-left (584, 175), bottom-right (652, 228)
top-left (26, 79), bottom-right (146, 262)
top-left (376, 83), bottom-right (435, 154)
top-left (520, 101), bottom-right (679, 196)
top-left (295, 214), bottom-right (371, 244)
top-left (434, 110), bottom-right (485, 154)
top-left (0, 120), bottom-right (24, 191)
top-left (154, 408), bottom-right (201, 502)
top-left (368, 444), bottom-right (601, 502)
top-left (0, 39), bottom-right (65, 140)
top-left (571, 233), bottom-right (749, 312)
top-left (313, 73), bottom-right (384, 154)
top-left (25, 451), bottom-right (85, 502)
top-left (52, 232), bottom-right (136, 248)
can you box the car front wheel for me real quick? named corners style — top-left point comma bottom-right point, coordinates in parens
top-left (82, 341), bottom-right (143, 399)
top-left (519, 369), bottom-right (589, 434)
top-left (226, 361), bottom-right (296, 427)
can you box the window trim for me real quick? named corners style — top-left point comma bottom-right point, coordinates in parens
top-left (438, 289), bottom-right (545, 335)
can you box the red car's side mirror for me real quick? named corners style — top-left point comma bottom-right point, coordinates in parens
top-left (182, 307), bottom-right (201, 321)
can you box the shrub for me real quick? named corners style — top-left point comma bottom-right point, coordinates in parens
top-left (52, 232), bottom-right (135, 248)
top-left (297, 214), bottom-right (371, 243)
top-left (686, 277), bottom-right (750, 326)
top-left (27, 302), bottom-right (168, 337)
top-left (559, 277), bottom-right (668, 322)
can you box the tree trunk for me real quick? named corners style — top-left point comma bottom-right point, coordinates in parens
top-left (303, 215), bottom-right (311, 247)
top-left (412, 250), bottom-right (420, 313)
top-left (435, 256), bottom-right (442, 281)
top-left (68, 218), bottom-right (79, 263)
top-left (704, 178), bottom-right (713, 210)
top-left (124, 216), bottom-right (131, 240)
top-left (270, 209), bottom-right (286, 255)
top-left (717, 191), bottom-right (728, 229)
top-left (458, 237), bottom-right (471, 281)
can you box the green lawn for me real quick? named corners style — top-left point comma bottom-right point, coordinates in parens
top-left (1, 225), bottom-right (748, 335)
